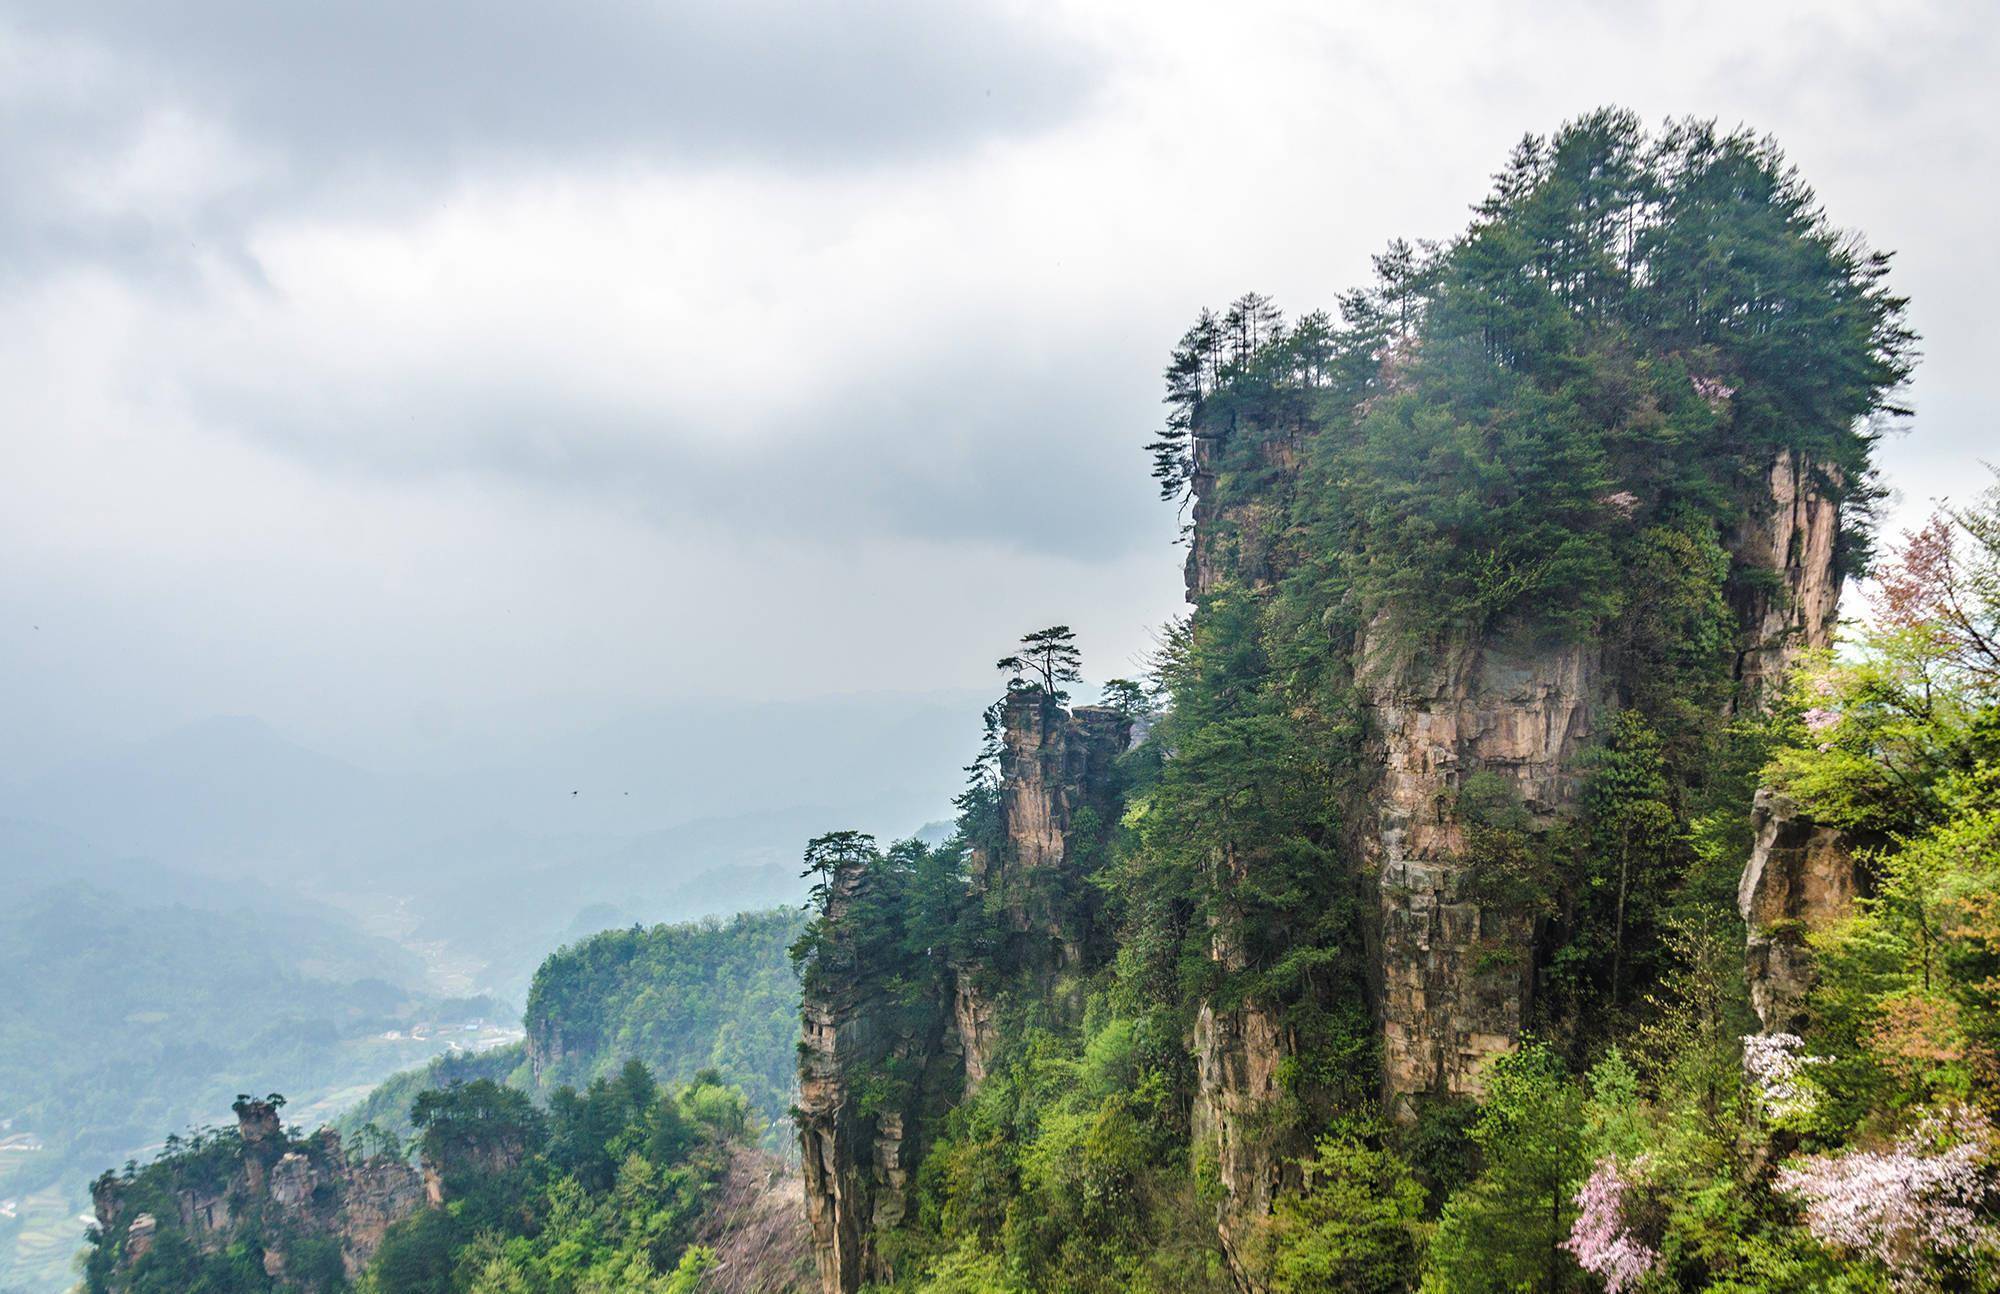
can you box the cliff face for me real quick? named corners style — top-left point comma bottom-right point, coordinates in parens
top-left (796, 854), bottom-right (952, 1294)
top-left (1185, 445), bottom-right (1850, 1286)
top-left (1739, 788), bottom-right (1863, 1032)
top-left (798, 431), bottom-right (1852, 1291)
top-left (91, 1100), bottom-right (427, 1286)
top-left (1730, 451), bottom-right (1845, 709)
top-left (797, 690), bottom-right (1128, 1294)
top-left (1729, 451), bottom-right (1859, 1035)
top-left (1363, 631), bottom-right (1598, 1108)
top-left (957, 690), bottom-right (1130, 1076)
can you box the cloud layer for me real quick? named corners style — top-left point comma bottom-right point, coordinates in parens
top-left (3, 0), bottom-right (1995, 779)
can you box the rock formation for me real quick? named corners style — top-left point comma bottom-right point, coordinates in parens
top-left (1739, 788), bottom-right (1864, 1032)
top-left (798, 424), bottom-right (1854, 1292)
top-left (796, 851), bottom-right (947, 1294)
top-left (797, 689), bottom-right (1128, 1294)
top-left (91, 1098), bottom-right (427, 1287)
top-left (1363, 631), bottom-right (1598, 1108)
top-left (1184, 441), bottom-right (1851, 1286)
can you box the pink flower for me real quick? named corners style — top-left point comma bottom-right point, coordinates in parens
top-left (1565, 1158), bottom-right (1658, 1293)
top-left (1802, 707), bottom-right (1840, 734)
top-left (1744, 1033), bottom-right (1825, 1122)
top-left (1776, 1107), bottom-right (1997, 1290)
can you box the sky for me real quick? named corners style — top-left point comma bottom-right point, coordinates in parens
top-left (3, 0), bottom-right (1995, 782)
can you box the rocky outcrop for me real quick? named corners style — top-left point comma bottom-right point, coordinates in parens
top-left (1364, 631), bottom-right (1598, 1108)
top-left (1739, 788), bottom-right (1863, 1032)
top-left (91, 1099), bottom-right (428, 1286)
top-left (798, 690), bottom-right (1128, 1294)
top-left (1730, 449), bottom-right (1844, 709)
top-left (797, 854), bottom-right (951, 1294)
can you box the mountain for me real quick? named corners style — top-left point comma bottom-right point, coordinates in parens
top-left (79, 910), bottom-right (817, 1293)
top-left (787, 111), bottom-right (1973, 1294)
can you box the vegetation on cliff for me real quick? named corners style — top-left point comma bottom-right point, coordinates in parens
top-left (524, 910), bottom-right (808, 1133)
top-left (789, 109), bottom-right (2000, 1294)
top-left (84, 1066), bottom-right (780, 1294)
top-left (82, 908), bottom-right (816, 1292)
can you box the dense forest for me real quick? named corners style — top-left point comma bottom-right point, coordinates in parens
top-left (524, 911), bottom-right (807, 1135)
top-left (791, 111), bottom-right (2000, 1293)
top-left (338, 909), bottom-right (808, 1149)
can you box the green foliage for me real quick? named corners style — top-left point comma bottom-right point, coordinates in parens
top-left (361, 1065), bottom-right (746, 1294)
top-left (1268, 1123), bottom-right (1427, 1293)
top-left (524, 909), bottom-right (805, 1133)
top-left (1422, 1045), bottom-right (1588, 1293)
top-left (898, 1005), bottom-right (1230, 1294)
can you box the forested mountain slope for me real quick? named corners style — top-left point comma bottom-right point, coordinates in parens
top-left (790, 111), bottom-right (2000, 1294)
top-left (79, 910), bottom-right (815, 1292)
top-left (338, 908), bottom-right (807, 1152)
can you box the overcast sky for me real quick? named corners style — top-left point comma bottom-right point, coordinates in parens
top-left (3, 0), bottom-right (1994, 780)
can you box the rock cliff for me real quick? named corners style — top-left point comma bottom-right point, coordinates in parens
top-left (91, 1099), bottom-right (427, 1286)
top-left (1363, 631), bottom-right (1598, 1109)
top-left (796, 848), bottom-right (952, 1294)
top-left (797, 441), bottom-right (1853, 1293)
top-left (1184, 443), bottom-right (1850, 1286)
top-left (1738, 787), bottom-right (1864, 1032)
top-left (797, 689), bottom-right (1128, 1294)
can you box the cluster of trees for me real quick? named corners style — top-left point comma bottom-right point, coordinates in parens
top-left (83, 1062), bottom-right (758, 1294)
top-left (807, 110), bottom-right (1994, 1293)
top-left (522, 910), bottom-right (807, 1137)
top-left (363, 1065), bottom-right (752, 1294)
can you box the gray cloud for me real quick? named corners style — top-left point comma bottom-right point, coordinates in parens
top-left (8, 0), bottom-right (1092, 171)
top-left (0, 0), bottom-right (1099, 281)
top-left (197, 335), bottom-right (1168, 558)
top-left (5, 0), bottom-right (1997, 789)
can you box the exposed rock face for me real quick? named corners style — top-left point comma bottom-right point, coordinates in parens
top-left (1727, 451), bottom-right (1857, 1032)
top-left (1730, 450), bottom-right (1843, 708)
top-left (1364, 632), bottom-right (1598, 1108)
top-left (957, 690), bottom-right (1130, 1068)
top-left (1185, 443), bottom-right (1850, 1285)
top-left (696, 1146), bottom-right (817, 1294)
top-left (1739, 788), bottom-right (1863, 1032)
top-left (797, 856), bottom-right (950, 1294)
top-left (92, 1099), bottom-right (428, 1285)
top-left (798, 690), bottom-right (1127, 1294)
top-left (1192, 995), bottom-right (1288, 1278)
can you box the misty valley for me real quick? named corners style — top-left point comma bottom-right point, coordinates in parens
top-left (7, 14), bottom-right (2000, 1292)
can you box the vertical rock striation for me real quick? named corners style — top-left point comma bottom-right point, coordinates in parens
top-left (797, 689), bottom-right (1128, 1294)
top-left (1362, 631), bottom-right (1599, 1109)
top-left (1738, 788), bottom-right (1863, 1033)
top-left (1728, 450), bottom-right (1860, 1033)
top-left (1186, 442), bottom-right (1853, 1285)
